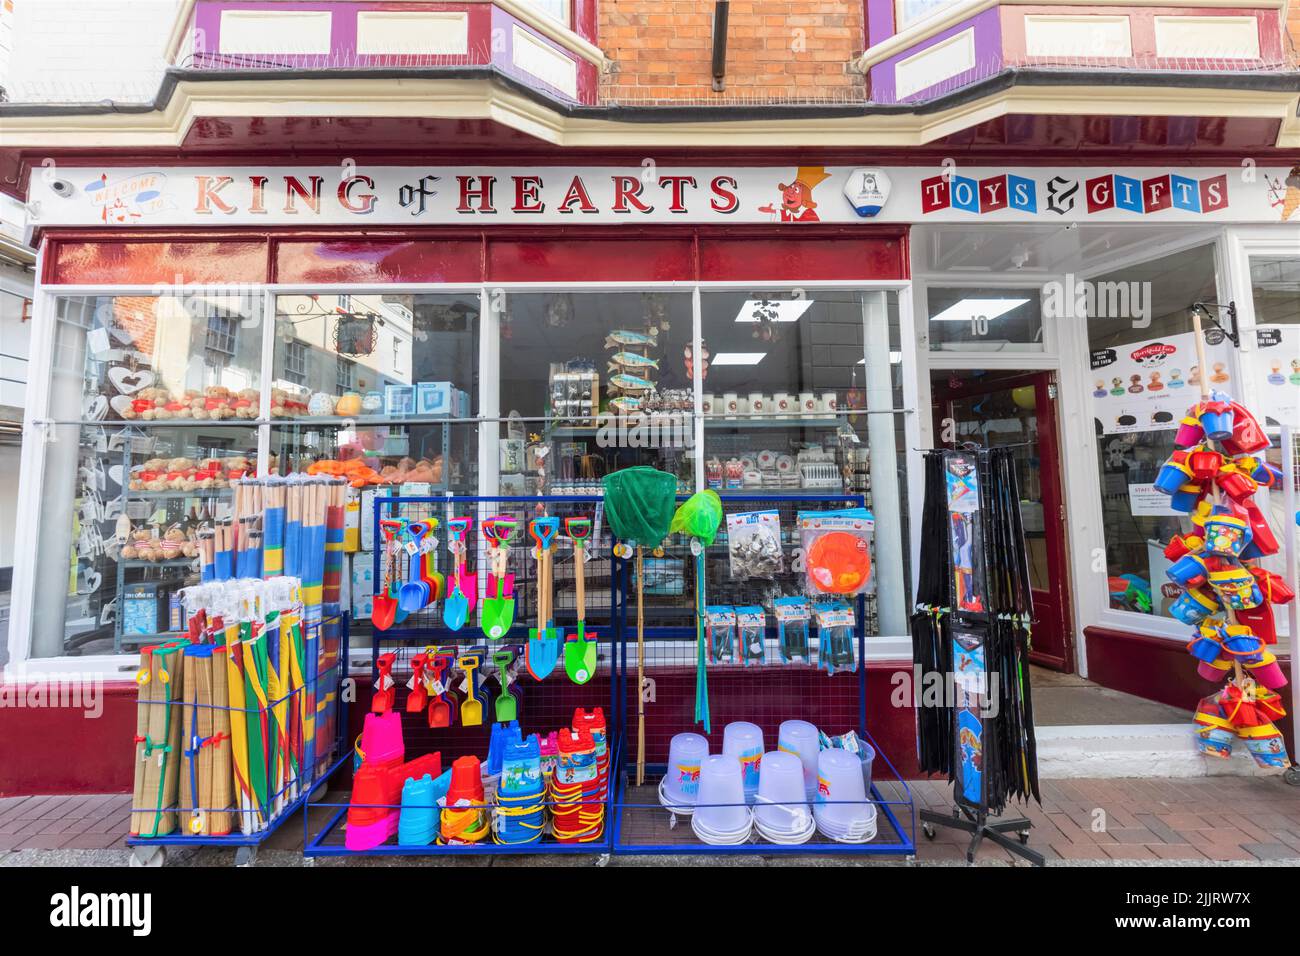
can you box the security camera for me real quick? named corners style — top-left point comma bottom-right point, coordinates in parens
top-left (49, 179), bottom-right (75, 198)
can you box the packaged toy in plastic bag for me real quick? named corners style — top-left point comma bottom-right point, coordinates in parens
top-left (774, 596), bottom-right (812, 663)
top-left (726, 510), bottom-right (784, 580)
top-left (735, 605), bottom-right (767, 666)
top-left (814, 599), bottom-right (856, 675)
top-left (705, 605), bottom-right (736, 664)
top-left (798, 508), bottom-right (874, 597)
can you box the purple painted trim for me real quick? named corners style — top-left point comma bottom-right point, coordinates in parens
top-left (866, 0), bottom-right (896, 48)
top-left (490, 4), bottom-right (591, 104)
top-left (869, 7), bottom-right (1001, 104)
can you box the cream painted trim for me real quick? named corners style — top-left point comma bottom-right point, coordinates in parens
top-left (856, 0), bottom-right (1284, 70)
top-left (164, 0), bottom-right (198, 66)
top-left (1, 79), bottom-right (1297, 151)
top-left (164, 0), bottom-right (606, 71)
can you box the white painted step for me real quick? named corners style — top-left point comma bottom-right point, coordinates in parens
top-left (1035, 724), bottom-right (1278, 779)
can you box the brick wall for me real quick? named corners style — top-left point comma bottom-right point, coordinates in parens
top-left (1288, 0), bottom-right (1300, 63)
top-left (600, 0), bottom-right (866, 104)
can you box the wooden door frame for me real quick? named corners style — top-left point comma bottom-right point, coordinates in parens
top-left (930, 369), bottom-right (1076, 671)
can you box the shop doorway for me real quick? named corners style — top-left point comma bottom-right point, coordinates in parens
top-left (930, 369), bottom-right (1074, 671)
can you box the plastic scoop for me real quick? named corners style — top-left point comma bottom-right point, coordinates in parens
top-left (457, 654), bottom-right (483, 726)
top-left (399, 523), bottom-right (432, 613)
top-left (493, 649), bottom-right (518, 722)
top-left (407, 652), bottom-right (430, 713)
top-left (427, 652), bottom-right (453, 728)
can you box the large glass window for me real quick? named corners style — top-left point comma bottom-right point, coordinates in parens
top-left (270, 292), bottom-right (479, 495)
top-left (1085, 244), bottom-right (1229, 620)
top-left (492, 291), bottom-right (695, 497)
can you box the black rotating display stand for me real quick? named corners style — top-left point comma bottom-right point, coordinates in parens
top-left (915, 448), bottom-right (1044, 867)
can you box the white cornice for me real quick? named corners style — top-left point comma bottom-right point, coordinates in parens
top-left (856, 0), bottom-right (1289, 71)
top-left (0, 78), bottom-right (1296, 151)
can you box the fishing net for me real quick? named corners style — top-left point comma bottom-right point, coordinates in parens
top-left (601, 467), bottom-right (678, 547)
top-left (670, 490), bottom-right (724, 546)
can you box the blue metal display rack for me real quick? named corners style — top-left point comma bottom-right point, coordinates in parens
top-left (303, 493), bottom-right (914, 860)
top-left (609, 493), bottom-right (916, 857)
top-left (127, 613), bottom-right (349, 867)
top-left (304, 496), bottom-right (621, 857)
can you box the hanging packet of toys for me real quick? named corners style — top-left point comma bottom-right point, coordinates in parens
top-left (704, 605), bottom-right (737, 664)
top-left (735, 605), bottom-right (767, 666)
top-left (797, 508), bottom-right (875, 597)
top-left (942, 451), bottom-right (988, 619)
top-left (773, 596), bottom-right (812, 663)
top-left (726, 509), bottom-right (783, 579)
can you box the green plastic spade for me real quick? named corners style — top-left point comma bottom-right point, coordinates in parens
top-left (563, 516), bottom-right (595, 683)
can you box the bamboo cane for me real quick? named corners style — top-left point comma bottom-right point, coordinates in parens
top-left (210, 643), bottom-right (233, 836)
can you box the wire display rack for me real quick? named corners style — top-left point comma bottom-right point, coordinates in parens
top-left (304, 496), bottom-right (620, 857)
top-left (611, 494), bottom-right (916, 856)
top-left (126, 613), bottom-right (349, 867)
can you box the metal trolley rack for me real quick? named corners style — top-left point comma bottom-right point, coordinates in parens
top-left (305, 493), bottom-right (914, 860)
top-left (609, 493), bottom-right (915, 857)
top-left (127, 612), bottom-right (349, 867)
top-left (304, 496), bottom-right (621, 857)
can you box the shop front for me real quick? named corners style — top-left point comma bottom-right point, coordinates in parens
top-left (3, 160), bottom-right (1298, 796)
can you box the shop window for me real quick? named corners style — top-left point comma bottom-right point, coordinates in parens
top-left (521, 0), bottom-right (569, 25)
top-left (29, 423), bottom-right (262, 659)
top-left (1246, 255), bottom-right (1300, 429)
top-left (926, 286), bottom-right (1044, 352)
top-left (492, 291), bottom-right (695, 497)
top-left (270, 292), bottom-right (479, 495)
top-left (699, 289), bottom-right (911, 637)
top-left (895, 0), bottom-right (965, 30)
top-left (1085, 244), bottom-right (1230, 621)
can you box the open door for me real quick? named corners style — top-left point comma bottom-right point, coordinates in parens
top-left (931, 369), bottom-right (1075, 671)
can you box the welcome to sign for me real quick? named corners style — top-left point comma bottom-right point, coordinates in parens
top-left (25, 164), bottom-right (1300, 227)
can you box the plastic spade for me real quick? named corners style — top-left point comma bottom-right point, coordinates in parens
top-left (372, 520), bottom-right (402, 630)
top-left (457, 653), bottom-right (483, 726)
top-left (525, 516), bottom-right (560, 680)
top-left (493, 649), bottom-right (518, 722)
top-left (444, 517), bottom-right (471, 631)
top-left (481, 516), bottom-right (518, 639)
top-left (564, 516), bottom-right (597, 683)
top-left (449, 516), bottom-right (477, 614)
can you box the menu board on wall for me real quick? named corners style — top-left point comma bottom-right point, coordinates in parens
top-left (1089, 332), bottom-right (1231, 435)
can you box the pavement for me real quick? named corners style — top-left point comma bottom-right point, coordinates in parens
top-left (4, 773), bottom-right (1300, 866)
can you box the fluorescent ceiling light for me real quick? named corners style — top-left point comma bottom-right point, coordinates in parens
top-left (734, 299), bottom-right (815, 323)
top-left (712, 352), bottom-right (767, 366)
top-left (930, 297), bottom-right (1030, 323)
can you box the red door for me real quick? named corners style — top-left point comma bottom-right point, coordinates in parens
top-left (931, 370), bottom-right (1075, 671)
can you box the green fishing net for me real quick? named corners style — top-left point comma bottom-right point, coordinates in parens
top-left (601, 466), bottom-right (678, 547)
top-left (671, 490), bottom-right (723, 546)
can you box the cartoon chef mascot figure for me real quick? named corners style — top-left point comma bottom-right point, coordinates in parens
top-left (759, 165), bottom-right (830, 222)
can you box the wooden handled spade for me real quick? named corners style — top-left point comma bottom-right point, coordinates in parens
top-left (525, 517), bottom-right (560, 680)
top-left (563, 516), bottom-right (597, 684)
